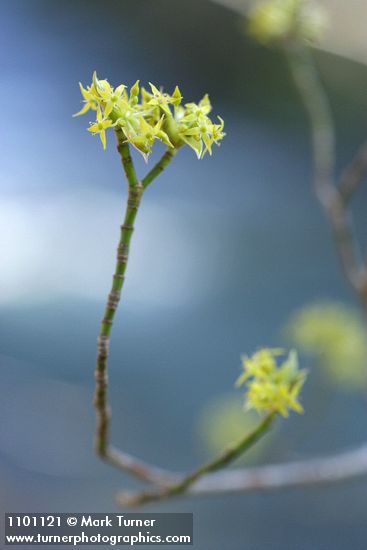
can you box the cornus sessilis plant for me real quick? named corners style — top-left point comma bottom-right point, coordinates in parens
top-left (75, 74), bottom-right (306, 506)
top-left (75, 0), bottom-right (367, 509)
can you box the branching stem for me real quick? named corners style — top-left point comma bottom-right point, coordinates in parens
top-left (94, 132), bottom-right (177, 476)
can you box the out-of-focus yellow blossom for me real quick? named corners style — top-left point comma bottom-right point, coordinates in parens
top-left (74, 72), bottom-right (225, 157)
top-left (236, 348), bottom-right (306, 417)
top-left (287, 302), bottom-right (367, 389)
top-left (248, 0), bottom-right (328, 45)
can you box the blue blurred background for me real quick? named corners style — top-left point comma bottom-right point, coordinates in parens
top-left (1, 1), bottom-right (367, 548)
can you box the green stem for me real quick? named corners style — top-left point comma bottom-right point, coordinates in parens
top-left (142, 148), bottom-right (178, 189)
top-left (94, 135), bottom-right (178, 459)
top-left (95, 136), bottom-right (143, 457)
top-left (117, 412), bottom-right (276, 506)
top-left (171, 412), bottom-right (275, 493)
top-left (116, 129), bottom-right (139, 188)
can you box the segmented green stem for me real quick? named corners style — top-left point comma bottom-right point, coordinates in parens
top-left (94, 133), bottom-right (177, 463)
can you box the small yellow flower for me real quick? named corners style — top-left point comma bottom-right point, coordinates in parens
top-left (184, 94), bottom-right (212, 117)
top-left (175, 95), bottom-right (225, 158)
top-left (236, 348), bottom-right (306, 417)
top-left (152, 116), bottom-right (174, 147)
top-left (87, 109), bottom-right (114, 150)
top-left (126, 115), bottom-right (173, 157)
top-left (99, 84), bottom-right (127, 118)
top-left (73, 83), bottom-right (99, 117)
top-left (145, 83), bottom-right (180, 116)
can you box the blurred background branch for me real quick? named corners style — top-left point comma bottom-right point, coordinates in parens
top-left (211, 0), bottom-right (367, 66)
top-left (116, 439), bottom-right (367, 504)
top-left (286, 43), bottom-right (367, 313)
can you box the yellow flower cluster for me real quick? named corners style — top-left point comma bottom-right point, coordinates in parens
top-left (236, 348), bottom-right (306, 417)
top-left (248, 0), bottom-right (328, 45)
top-left (74, 72), bottom-right (225, 157)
